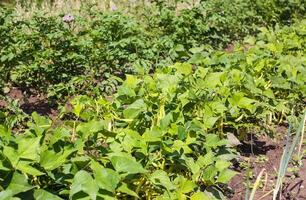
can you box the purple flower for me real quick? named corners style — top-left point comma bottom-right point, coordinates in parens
top-left (111, 4), bottom-right (118, 11)
top-left (62, 14), bottom-right (74, 23)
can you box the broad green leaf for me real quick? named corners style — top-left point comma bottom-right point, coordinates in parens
top-left (172, 140), bottom-right (193, 154)
top-left (117, 183), bottom-right (138, 198)
top-left (76, 120), bottom-right (115, 139)
top-left (91, 161), bottom-right (120, 193)
top-left (204, 72), bottom-right (223, 88)
top-left (48, 128), bottom-right (71, 146)
top-left (16, 161), bottom-right (44, 176)
top-left (175, 176), bottom-right (196, 194)
top-left (189, 46), bottom-right (205, 54)
top-left (173, 63), bottom-right (192, 75)
top-left (123, 75), bottom-right (139, 89)
top-left (29, 112), bottom-right (51, 136)
top-left (205, 134), bottom-right (227, 148)
top-left (117, 85), bottom-right (136, 97)
top-left (3, 146), bottom-right (19, 167)
top-left (6, 172), bottom-right (34, 196)
top-left (215, 160), bottom-right (231, 171)
top-left (40, 147), bottom-right (76, 170)
top-left (73, 103), bottom-right (84, 118)
top-left (202, 165), bottom-right (218, 184)
top-left (97, 193), bottom-right (117, 200)
top-left (150, 170), bottom-right (175, 191)
top-left (197, 151), bottom-right (214, 168)
top-left (203, 116), bottom-right (219, 129)
top-left (228, 92), bottom-right (256, 112)
top-left (34, 189), bottom-right (63, 200)
top-left (217, 169), bottom-right (237, 184)
top-left (0, 190), bottom-right (15, 200)
top-left (185, 157), bottom-right (200, 176)
top-left (156, 74), bottom-right (179, 93)
top-left (190, 192), bottom-right (210, 200)
top-left (110, 155), bottom-right (146, 174)
top-left (70, 170), bottom-right (99, 200)
top-left (142, 128), bottom-right (162, 142)
top-left (0, 125), bottom-right (11, 142)
top-left (123, 99), bottom-right (146, 119)
top-left (17, 137), bottom-right (41, 161)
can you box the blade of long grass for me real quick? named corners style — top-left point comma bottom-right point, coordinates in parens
top-left (297, 111), bottom-right (306, 160)
top-left (273, 111), bottom-right (306, 200)
top-left (245, 159), bottom-right (251, 200)
top-left (249, 168), bottom-right (266, 200)
top-left (273, 125), bottom-right (292, 200)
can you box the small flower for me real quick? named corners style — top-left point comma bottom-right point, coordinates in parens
top-left (62, 14), bottom-right (74, 23)
top-left (111, 4), bottom-right (118, 11)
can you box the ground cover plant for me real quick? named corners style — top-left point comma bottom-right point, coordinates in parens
top-left (0, 0), bottom-right (306, 199)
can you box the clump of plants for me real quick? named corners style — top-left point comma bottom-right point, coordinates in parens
top-left (0, 1), bottom-right (305, 199)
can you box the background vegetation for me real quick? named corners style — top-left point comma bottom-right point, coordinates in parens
top-left (0, 0), bottom-right (305, 199)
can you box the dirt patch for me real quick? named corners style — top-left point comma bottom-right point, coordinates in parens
top-left (1, 87), bottom-right (58, 118)
top-left (0, 99), bottom-right (7, 108)
top-left (229, 128), bottom-right (306, 200)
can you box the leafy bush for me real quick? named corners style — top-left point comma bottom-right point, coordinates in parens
top-left (0, 3), bottom-right (305, 199)
top-left (0, 20), bottom-right (305, 199)
top-left (0, 1), bottom-right (305, 97)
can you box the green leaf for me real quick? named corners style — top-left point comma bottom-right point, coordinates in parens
top-left (197, 151), bottom-right (214, 168)
top-left (123, 99), bottom-right (147, 119)
top-left (175, 176), bottom-right (196, 194)
top-left (29, 112), bottom-right (51, 136)
top-left (117, 183), bottom-right (138, 198)
top-left (149, 170), bottom-right (175, 191)
top-left (228, 92), bottom-right (256, 112)
top-left (205, 134), bottom-right (227, 148)
top-left (190, 192), bottom-right (211, 200)
top-left (172, 140), bottom-right (193, 154)
top-left (142, 128), bottom-right (162, 142)
top-left (0, 125), bottom-right (12, 142)
top-left (76, 120), bottom-right (114, 139)
top-left (173, 63), bottom-right (192, 75)
top-left (189, 46), bottom-right (205, 54)
top-left (3, 146), bottom-right (18, 167)
top-left (202, 166), bottom-right (218, 184)
top-left (203, 116), bottom-right (219, 129)
top-left (17, 137), bottom-right (41, 161)
top-left (6, 172), bottom-right (34, 196)
top-left (0, 190), bottom-right (15, 200)
top-left (34, 189), bottom-right (63, 200)
top-left (217, 169), bottom-right (237, 184)
top-left (204, 72), bottom-right (223, 88)
top-left (123, 75), bottom-right (139, 89)
top-left (40, 147), bottom-right (76, 171)
top-left (70, 170), bottom-right (99, 200)
top-left (110, 155), bottom-right (146, 174)
top-left (215, 160), bottom-right (231, 171)
top-left (91, 161), bottom-right (120, 193)
top-left (16, 161), bottom-right (44, 176)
